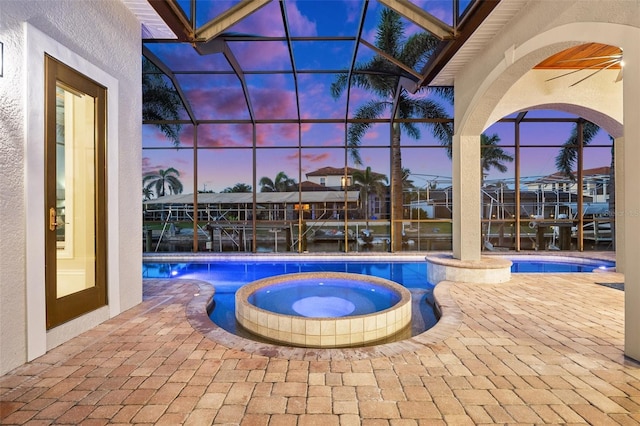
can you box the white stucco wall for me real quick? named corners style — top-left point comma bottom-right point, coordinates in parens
top-left (0, 0), bottom-right (142, 375)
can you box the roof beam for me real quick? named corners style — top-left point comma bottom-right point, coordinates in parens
top-left (360, 39), bottom-right (423, 81)
top-left (221, 44), bottom-right (256, 123)
top-left (417, 0), bottom-right (500, 87)
top-left (196, 0), bottom-right (272, 42)
top-left (377, 0), bottom-right (454, 41)
top-left (147, 0), bottom-right (193, 41)
top-left (191, 37), bottom-right (255, 122)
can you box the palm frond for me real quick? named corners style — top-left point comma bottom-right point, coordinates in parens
top-left (480, 133), bottom-right (513, 177)
top-left (401, 121), bottom-right (420, 140)
top-left (142, 58), bottom-right (183, 147)
top-left (400, 32), bottom-right (439, 70)
top-left (356, 59), bottom-right (399, 97)
top-left (330, 73), bottom-right (350, 99)
top-left (376, 9), bottom-right (403, 57)
top-left (408, 98), bottom-right (453, 151)
top-left (554, 121), bottom-right (600, 180)
top-left (348, 100), bottom-right (390, 164)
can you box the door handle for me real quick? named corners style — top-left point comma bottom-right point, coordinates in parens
top-left (49, 207), bottom-right (58, 231)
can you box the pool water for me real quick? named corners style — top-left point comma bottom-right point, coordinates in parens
top-left (143, 260), bottom-right (437, 339)
top-left (248, 278), bottom-right (401, 317)
top-left (142, 257), bottom-right (614, 342)
top-left (510, 259), bottom-right (614, 272)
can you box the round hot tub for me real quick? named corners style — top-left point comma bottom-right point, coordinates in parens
top-left (235, 272), bottom-right (412, 348)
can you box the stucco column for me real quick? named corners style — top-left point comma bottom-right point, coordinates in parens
top-left (623, 43), bottom-right (640, 362)
top-left (452, 134), bottom-right (482, 260)
top-left (615, 136), bottom-right (624, 274)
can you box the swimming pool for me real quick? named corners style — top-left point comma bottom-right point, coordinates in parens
top-left (142, 255), bottom-right (615, 345)
top-left (509, 257), bottom-right (614, 272)
top-left (143, 258), bottom-right (438, 342)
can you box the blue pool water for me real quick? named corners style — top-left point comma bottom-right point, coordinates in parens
top-left (143, 259), bottom-right (437, 339)
top-left (248, 278), bottom-right (401, 317)
top-left (142, 256), bottom-right (614, 342)
top-left (510, 259), bottom-right (614, 272)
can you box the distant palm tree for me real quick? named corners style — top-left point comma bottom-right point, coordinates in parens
top-left (401, 168), bottom-right (415, 191)
top-left (142, 187), bottom-right (154, 201)
top-left (331, 8), bottom-right (453, 251)
top-left (481, 133), bottom-right (514, 185)
top-left (223, 183), bottom-right (252, 193)
top-left (555, 121), bottom-right (601, 180)
top-left (143, 167), bottom-right (183, 198)
top-left (352, 166), bottom-right (389, 230)
top-left (555, 121), bottom-right (615, 247)
top-left (259, 172), bottom-right (296, 192)
top-left (142, 57), bottom-right (182, 147)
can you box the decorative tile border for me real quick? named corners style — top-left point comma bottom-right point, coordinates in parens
top-left (184, 278), bottom-right (462, 360)
top-left (235, 272), bottom-right (412, 348)
top-left (426, 254), bottom-right (512, 284)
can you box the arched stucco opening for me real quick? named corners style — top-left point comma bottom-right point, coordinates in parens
top-left (452, 19), bottom-right (640, 361)
top-left (457, 21), bottom-right (637, 137)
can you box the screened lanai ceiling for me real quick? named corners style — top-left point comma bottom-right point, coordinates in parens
top-left (141, 0), bottom-right (500, 126)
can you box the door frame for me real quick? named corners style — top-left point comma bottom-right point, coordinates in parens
top-left (44, 55), bottom-right (108, 329)
top-left (25, 24), bottom-right (121, 360)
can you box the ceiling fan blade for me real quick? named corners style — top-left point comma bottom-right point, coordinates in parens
top-left (569, 60), bottom-right (620, 87)
top-left (546, 58), bottom-right (621, 83)
top-left (615, 67), bottom-right (623, 82)
top-left (556, 54), bottom-right (622, 63)
top-left (545, 67), bottom-right (590, 82)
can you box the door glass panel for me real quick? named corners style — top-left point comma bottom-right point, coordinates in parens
top-left (55, 84), bottom-right (97, 298)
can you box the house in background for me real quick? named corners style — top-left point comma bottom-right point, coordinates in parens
top-left (305, 166), bottom-right (359, 190)
top-left (523, 166), bottom-right (612, 204)
top-left (306, 166), bottom-right (388, 220)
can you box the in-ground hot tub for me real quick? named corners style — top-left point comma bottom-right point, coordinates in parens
top-left (235, 272), bottom-right (412, 348)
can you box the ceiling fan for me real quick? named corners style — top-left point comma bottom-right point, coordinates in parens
top-left (540, 44), bottom-right (623, 87)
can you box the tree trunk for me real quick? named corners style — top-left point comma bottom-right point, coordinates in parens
top-left (391, 123), bottom-right (403, 252)
top-left (365, 193), bottom-right (370, 230)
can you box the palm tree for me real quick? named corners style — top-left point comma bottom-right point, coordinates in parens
top-left (481, 133), bottom-right (514, 185)
top-left (352, 166), bottom-right (389, 230)
top-left (142, 57), bottom-right (182, 147)
top-left (142, 187), bottom-right (154, 201)
top-left (143, 167), bottom-right (183, 198)
top-left (401, 168), bottom-right (415, 191)
top-left (259, 171), bottom-right (296, 192)
top-left (331, 8), bottom-right (453, 251)
top-left (223, 183), bottom-right (252, 193)
top-left (555, 121), bottom-right (601, 180)
top-left (555, 121), bottom-right (615, 247)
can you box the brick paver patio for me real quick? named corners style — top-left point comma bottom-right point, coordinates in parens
top-left (2, 257), bottom-right (639, 424)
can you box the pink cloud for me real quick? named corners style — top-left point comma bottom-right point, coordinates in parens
top-left (285, 152), bottom-right (333, 172)
top-left (343, 0), bottom-right (362, 23)
top-left (228, 1), bottom-right (285, 37)
top-left (256, 123), bottom-right (299, 146)
top-left (283, 1), bottom-right (318, 37)
top-left (183, 84), bottom-right (248, 119)
top-left (412, 1), bottom-right (452, 25)
top-left (231, 41), bottom-right (291, 70)
top-left (196, 124), bottom-right (253, 148)
top-left (302, 152), bottom-right (331, 163)
top-left (223, 1), bottom-right (318, 70)
top-left (252, 87), bottom-right (297, 120)
top-left (364, 129), bottom-right (380, 141)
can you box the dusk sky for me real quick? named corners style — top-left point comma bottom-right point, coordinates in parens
top-left (142, 1), bottom-right (613, 195)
